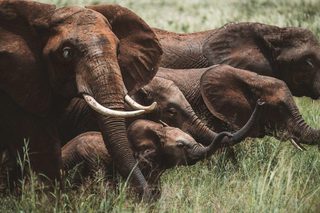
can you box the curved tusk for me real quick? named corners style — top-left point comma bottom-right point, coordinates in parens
top-left (83, 94), bottom-right (146, 118)
top-left (290, 139), bottom-right (306, 151)
top-left (159, 120), bottom-right (169, 127)
top-left (125, 95), bottom-right (157, 112)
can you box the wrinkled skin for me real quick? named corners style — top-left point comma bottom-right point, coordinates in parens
top-left (133, 77), bottom-right (221, 146)
top-left (62, 120), bottom-right (235, 196)
top-left (59, 77), bottom-right (229, 146)
top-left (157, 65), bottom-right (320, 147)
top-left (59, 76), bottom-right (260, 150)
top-left (154, 22), bottom-right (320, 99)
top-left (0, 1), bottom-right (162, 198)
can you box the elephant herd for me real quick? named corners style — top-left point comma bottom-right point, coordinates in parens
top-left (1, 0), bottom-right (320, 201)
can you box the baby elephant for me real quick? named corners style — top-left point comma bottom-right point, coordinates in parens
top-left (62, 120), bottom-right (233, 195)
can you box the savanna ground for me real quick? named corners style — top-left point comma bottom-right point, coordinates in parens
top-left (1, 0), bottom-right (320, 212)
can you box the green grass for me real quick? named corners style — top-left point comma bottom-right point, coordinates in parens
top-left (2, 0), bottom-right (320, 212)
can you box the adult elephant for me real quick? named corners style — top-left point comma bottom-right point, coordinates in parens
top-left (60, 76), bottom-right (262, 149)
top-left (157, 65), bottom-right (320, 149)
top-left (0, 1), bottom-right (162, 199)
top-left (154, 23), bottom-right (320, 99)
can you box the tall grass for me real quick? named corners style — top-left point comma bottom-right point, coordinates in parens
top-left (2, 0), bottom-right (320, 212)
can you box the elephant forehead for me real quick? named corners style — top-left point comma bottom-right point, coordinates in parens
top-left (152, 81), bottom-right (185, 103)
top-left (51, 6), bottom-right (107, 27)
top-left (165, 127), bottom-right (194, 143)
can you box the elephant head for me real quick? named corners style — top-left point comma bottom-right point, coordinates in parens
top-left (200, 64), bottom-right (320, 149)
top-left (204, 22), bottom-right (320, 99)
top-left (0, 1), bottom-right (162, 198)
top-left (133, 76), bottom-right (263, 147)
top-left (128, 115), bottom-right (262, 168)
top-left (61, 120), bottom-right (234, 197)
top-left (128, 120), bottom-right (229, 168)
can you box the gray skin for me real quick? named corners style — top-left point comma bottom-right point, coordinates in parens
top-left (59, 76), bottom-right (262, 149)
top-left (154, 22), bottom-right (320, 99)
top-left (157, 65), bottom-right (320, 147)
top-left (0, 1), bottom-right (162, 199)
top-left (132, 77), bottom-right (229, 146)
top-left (62, 119), bottom-right (251, 195)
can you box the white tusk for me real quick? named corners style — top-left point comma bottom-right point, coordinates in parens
top-left (289, 139), bottom-right (306, 151)
top-left (159, 120), bottom-right (169, 127)
top-left (83, 94), bottom-right (146, 118)
top-left (125, 95), bottom-right (157, 112)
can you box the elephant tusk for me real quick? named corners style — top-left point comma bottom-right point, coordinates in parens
top-left (83, 94), bottom-right (146, 118)
top-left (125, 95), bottom-right (157, 112)
top-left (289, 139), bottom-right (306, 151)
top-left (159, 120), bottom-right (169, 127)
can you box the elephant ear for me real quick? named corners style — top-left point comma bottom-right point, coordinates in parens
top-left (87, 4), bottom-right (163, 94)
top-left (127, 120), bottom-right (161, 152)
top-left (0, 0), bottom-right (55, 116)
top-left (203, 22), bottom-right (281, 75)
top-left (200, 65), bottom-right (261, 130)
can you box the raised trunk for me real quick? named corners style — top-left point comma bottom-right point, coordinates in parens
top-left (190, 100), bottom-right (264, 160)
top-left (188, 100), bottom-right (263, 148)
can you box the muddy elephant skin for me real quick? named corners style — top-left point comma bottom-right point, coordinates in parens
top-left (62, 119), bottom-right (253, 193)
top-left (155, 23), bottom-right (320, 99)
top-left (60, 75), bottom-right (261, 149)
top-left (0, 0), bottom-right (162, 198)
top-left (157, 65), bottom-right (320, 148)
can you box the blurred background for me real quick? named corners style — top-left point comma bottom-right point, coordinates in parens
top-left (39, 0), bottom-right (320, 34)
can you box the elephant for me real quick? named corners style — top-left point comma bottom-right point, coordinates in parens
top-left (62, 119), bottom-right (254, 195)
top-left (60, 76), bottom-right (263, 150)
top-left (157, 65), bottom-right (320, 149)
top-left (60, 76), bottom-right (237, 146)
top-left (0, 0), bottom-right (163, 198)
top-left (154, 22), bottom-right (320, 99)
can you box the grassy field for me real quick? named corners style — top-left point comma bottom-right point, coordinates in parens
top-left (2, 0), bottom-right (320, 212)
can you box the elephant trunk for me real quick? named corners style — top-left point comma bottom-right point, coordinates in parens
top-left (288, 104), bottom-right (320, 146)
top-left (187, 112), bottom-right (217, 146)
top-left (98, 116), bottom-right (148, 192)
top-left (188, 99), bottom-right (264, 161)
top-left (77, 56), bottom-right (149, 198)
top-left (187, 100), bottom-right (263, 148)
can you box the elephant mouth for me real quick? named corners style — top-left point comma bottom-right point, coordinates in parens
top-left (82, 93), bottom-right (157, 118)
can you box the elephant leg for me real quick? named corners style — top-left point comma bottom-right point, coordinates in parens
top-left (0, 95), bottom-right (62, 188)
top-left (28, 128), bottom-right (62, 184)
top-left (0, 145), bottom-right (18, 193)
top-left (0, 123), bottom-right (61, 192)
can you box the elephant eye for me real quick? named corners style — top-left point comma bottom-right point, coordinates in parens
top-left (176, 141), bottom-right (185, 148)
top-left (62, 46), bottom-right (74, 61)
top-left (305, 58), bottom-right (314, 69)
top-left (166, 107), bottom-right (177, 117)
